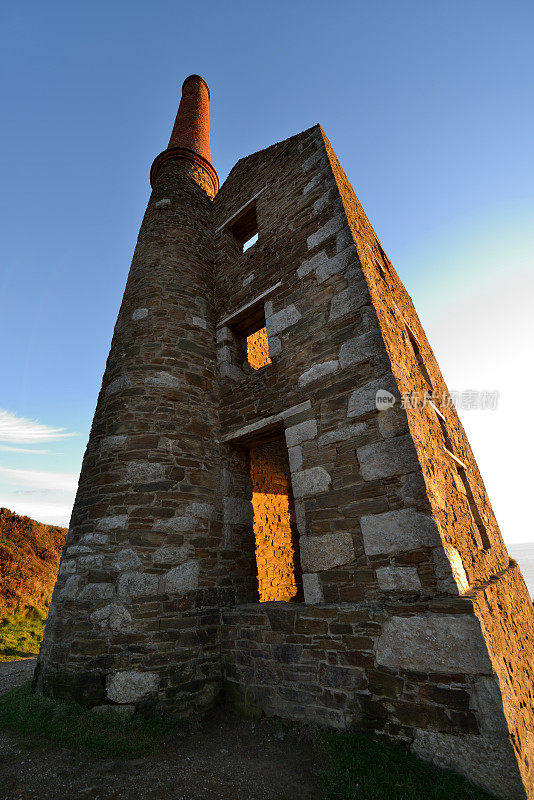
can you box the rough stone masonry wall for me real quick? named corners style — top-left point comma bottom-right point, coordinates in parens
top-left (213, 127), bottom-right (531, 799)
top-left (322, 127), bottom-right (534, 797)
top-left (34, 111), bottom-right (534, 798)
top-left (35, 159), bottom-right (228, 716)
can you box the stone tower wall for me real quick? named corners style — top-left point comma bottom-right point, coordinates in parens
top-left (35, 98), bottom-right (534, 799)
top-left (213, 126), bottom-right (532, 799)
top-left (36, 159), bottom-right (227, 714)
top-left (323, 129), bottom-right (534, 794)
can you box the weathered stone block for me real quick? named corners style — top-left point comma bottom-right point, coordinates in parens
top-left (377, 406), bottom-right (409, 439)
top-left (152, 545), bottom-right (190, 565)
top-left (300, 533), bottom-right (355, 572)
top-left (298, 360), bottom-right (339, 387)
top-left (220, 363), bottom-right (245, 382)
top-left (265, 305), bottom-right (301, 336)
top-left (217, 346), bottom-right (231, 364)
top-left (96, 515), bottom-right (128, 532)
top-left (288, 446), bottom-right (303, 473)
top-left (77, 583), bottom-right (114, 603)
top-left (78, 555), bottom-right (104, 571)
top-left (361, 509), bottom-right (440, 555)
top-left (291, 466), bottom-right (331, 498)
top-left (297, 249), bottom-right (328, 278)
top-left (80, 533), bottom-right (109, 546)
top-left (144, 371), bottom-right (180, 388)
top-left (131, 308), bottom-right (148, 321)
top-left (185, 502), bottom-right (215, 519)
top-left (399, 472), bottom-right (429, 508)
top-left (59, 559), bottom-right (76, 575)
top-left (100, 435), bottom-right (127, 451)
top-left (267, 335), bottom-right (282, 356)
top-left (223, 497), bottom-right (253, 525)
top-left (302, 572), bottom-right (324, 604)
top-left (307, 214), bottom-right (344, 250)
top-left (316, 246), bottom-right (357, 283)
top-left (105, 375), bottom-right (132, 395)
top-left (113, 549), bottom-right (142, 571)
top-left (376, 614), bottom-right (493, 674)
top-left (329, 277), bottom-right (369, 321)
top-left (59, 575), bottom-right (80, 601)
top-left (339, 329), bottom-right (382, 368)
top-left (376, 566), bottom-right (422, 591)
top-left (347, 375), bottom-right (398, 419)
top-left (162, 560), bottom-right (199, 595)
top-left (121, 461), bottom-right (166, 485)
top-left (285, 419), bottom-right (317, 447)
top-left (90, 603), bottom-right (132, 632)
top-left (117, 572), bottom-right (158, 598)
top-left (411, 730), bottom-right (525, 800)
top-left (106, 670), bottom-right (159, 704)
top-left (66, 545), bottom-right (92, 556)
top-left (318, 423), bottom-right (367, 446)
top-left (153, 515), bottom-right (197, 533)
top-left (356, 434), bottom-right (419, 480)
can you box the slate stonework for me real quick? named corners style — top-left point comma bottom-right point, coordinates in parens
top-left (34, 77), bottom-right (534, 800)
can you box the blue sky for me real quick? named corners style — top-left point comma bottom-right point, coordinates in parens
top-left (0, 1), bottom-right (532, 542)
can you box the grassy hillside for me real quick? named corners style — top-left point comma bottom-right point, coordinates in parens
top-left (0, 508), bottom-right (66, 661)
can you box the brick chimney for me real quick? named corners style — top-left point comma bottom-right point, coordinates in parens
top-left (150, 74), bottom-right (219, 197)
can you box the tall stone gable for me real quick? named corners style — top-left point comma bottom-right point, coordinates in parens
top-left (35, 76), bottom-right (534, 800)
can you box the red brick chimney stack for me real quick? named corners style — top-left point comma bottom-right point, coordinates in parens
top-left (150, 74), bottom-right (219, 196)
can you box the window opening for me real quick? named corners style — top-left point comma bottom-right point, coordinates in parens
top-left (456, 466), bottom-right (492, 550)
top-left (404, 322), bottom-right (433, 388)
top-left (246, 326), bottom-right (271, 370)
top-left (226, 299), bottom-right (271, 372)
top-left (244, 232), bottom-right (259, 251)
top-left (227, 202), bottom-right (258, 253)
top-left (249, 439), bottom-right (302, 602)
top-left (429, 402), bottom-right (491, 550)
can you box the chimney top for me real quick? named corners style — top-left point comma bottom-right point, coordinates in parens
top-left (182, 74), bottom-right (210, 99)
top-left (150, 74), bottom-right (218, 195)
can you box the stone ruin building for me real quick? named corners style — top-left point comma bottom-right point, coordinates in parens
top-left (35, 74), bottom-right (534, 799)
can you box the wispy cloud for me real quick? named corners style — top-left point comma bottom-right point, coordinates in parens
top-left (0, 466), bottom-right (78, 493)
top-left (0, 409), bottom-right (76, 443)
top-left (0, 445), bottom-right (52, 455)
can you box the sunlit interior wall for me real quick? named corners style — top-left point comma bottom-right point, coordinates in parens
top-left (250, 441), bottom-right (299, 602)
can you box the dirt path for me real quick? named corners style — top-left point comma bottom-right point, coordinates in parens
top-left (0, 660), bottom-right (318, 800)
top-left (0, 658), bottom-right (36, 694)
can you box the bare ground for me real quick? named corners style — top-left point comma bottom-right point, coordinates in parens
top-left (0, 659), bottom-right (318, 800)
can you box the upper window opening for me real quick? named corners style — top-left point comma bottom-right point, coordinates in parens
top-left (226, 300), bottom-right (271, 371)
top-left (243, 232), bottom-right (259, 251)
top-left (456, 466), bottom-right (492, 550)
top-left (227, 203), bottom-right (258, 253)
top-left (247, 326), bottom-right (271, 370)
top-left (429, 402), bottom-right (491, 550)
top-left (429, 401), bottom-right (455, 453)
top-left (405, 323), bottom-right (433, 388)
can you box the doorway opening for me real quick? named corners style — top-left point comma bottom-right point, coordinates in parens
top-left (249, 438), bottom-right (302, 602)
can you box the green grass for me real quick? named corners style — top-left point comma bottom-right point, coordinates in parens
top-left (0, 682), bottom-right (185, 758)
top-left (0, 684), bottom-right (502, 798)
top-left (0, 610), bottom-right (46, 661)
top-left (318, 729), bottom-right (499, 800)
